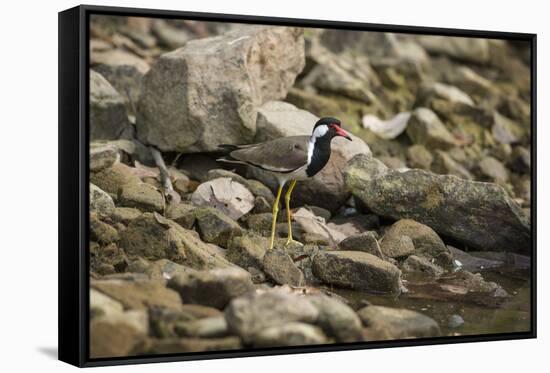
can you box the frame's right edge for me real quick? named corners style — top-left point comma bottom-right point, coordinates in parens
top-left (58, 5), bottom-right (85, 367)
top-left (530, 33), bottom-right (537, 338)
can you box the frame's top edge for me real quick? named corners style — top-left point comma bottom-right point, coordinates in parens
top-left (75, 4), bottom-right (535, 40)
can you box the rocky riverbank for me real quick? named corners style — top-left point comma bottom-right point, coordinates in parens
top-left (88, 15), bottom-right (532, 358)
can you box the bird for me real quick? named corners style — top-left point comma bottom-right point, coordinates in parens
top-left (218, 117), bottom-right (352, 250)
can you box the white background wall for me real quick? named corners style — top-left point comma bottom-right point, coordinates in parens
top-left (0, 0), bottom-right (546, 371)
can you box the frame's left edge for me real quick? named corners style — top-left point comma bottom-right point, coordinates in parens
top-left (58, 5), bottom-right (86, 368)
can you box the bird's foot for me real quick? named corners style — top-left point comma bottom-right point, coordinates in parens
top-left (284, 238), bottom-right (303, 247)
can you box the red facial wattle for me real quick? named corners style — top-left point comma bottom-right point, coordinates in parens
top-left (331, 124), bottom-right (352, 141)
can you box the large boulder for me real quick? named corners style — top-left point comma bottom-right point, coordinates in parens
top-left (312, 251), bottom-right (403, 294)
top-left (249, 101), bottom-right (371, 211)
top-left (136, 26), bottom-right (305, 152)
top-left (344, 154), bottom-right (531, 253)
top-left (90, 70), bottom-right (130, 141)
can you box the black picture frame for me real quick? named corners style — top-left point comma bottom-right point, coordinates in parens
top-left (58, 4), bottom-right (537, 368)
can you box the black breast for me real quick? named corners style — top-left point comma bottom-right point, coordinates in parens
top-left (306, 139), bottom-right (331, 177)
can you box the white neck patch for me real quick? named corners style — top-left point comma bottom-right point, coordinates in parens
top-left (307, 125), bottom-right (329, 165)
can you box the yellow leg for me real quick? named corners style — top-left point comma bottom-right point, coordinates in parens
top-left (269, 184), bottom-right (283, 250)
top-left (285, 180), bottom-right (299, 246)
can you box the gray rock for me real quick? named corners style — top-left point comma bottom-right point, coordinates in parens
top-left (380, 234), bottom-right (415, 259)
top-left (407, 270), bottom-right (510, 307)
top-left (168, 268), bottom-right (254, 309)
top-left (249, 101), bottom-right (371, 211)
top-left (174, 316), bottom-right (228, 338)
top-left (90, 143), bottom-right (119, 171)
top-left (252, 322), bottom-right (327, 347)
top-left (447, 246), bottom-right (504, 271)
top-left (291, 208), bottom-right (347, 246)
top-left (151, 19), bottom-right (193, 49)
top-left (90, 163), bottom-right (142, 197)
top-left (262, 249), bottom-right (304, 287)
top-left (407, 144), bottom-right (433, 170)
top-left (320, 30), bottom-right (429, 66)
top-left (416, 35), bottom-right (490, 64)
top-left (91, 278), bottom-right (183, 310)
top-left (308, 294), bottom-right (363, 342)
top-left (508, 146), bottom-right (531, 174)
top-left (90, 242), bottom-right (128, 276)
top-left (141, 259), bottom-right (197, 283)
top-left (132, 336), bottom-right (241, 354)
top-left (227, 233), bottom-right (269, 270)
top-left (90, 318), bottom-right (144, 358)
top-left (337, 232), bottom-right (382, 257)
top-left (111, 207), bottom-right (142, 224)
top-left (416, 81), bottom-right (474, 107)
top-left (92, 49), bottom-right (149, 115)
top-left (118, 182), bottom-right (164, 212)
top-left (344, 154), bottom-right (530, 253)
top-left (165, 203), bottom-right (196, 229)
top-left (244, 212), bottom-right (275, 235)
top-left (148, 305), bottom-right (224, 338)
top-left (432, 150), bottom-right (473, 180)
top-left (401, 255), bottom-right (445, 276)
top-left (206, 169), bottom-right (275, 204)
top-left (447, 314), bottom-right (465, 329)
top-left (381, 219), bottom-right (451, 265)
top-left (492, 111), bottom-right (524, 145)
top-left (136, 26), bottom-right (305, 152)
top-left (358, 305), bottom-right (441, 339)
top-left (406, 108), bottom-right (456, 150)
top-left (90, 183), bottom-right (115, 217)
top-left (224, 287), bottom-right (319, 343)
top-left (119, 212), bottom-right (234, 269)
top-left (90, 214), bottom-right (118, 244)
top-left (90, 70), bottom-right (130, 141)
top-left (468, 251), bottom-right (530, 270)
top-left (193, 207), bottom-right (243, 248)
top-left (477, 156), bottom-right (509, 185)
top-left (312, 250), bottom-right (403, 294)
top-left (191, 178), bottom-right (254, 220)
top-left (443, 66), bottom-right (496, 97)
top-left (301, 43), bottom-right (380, 102)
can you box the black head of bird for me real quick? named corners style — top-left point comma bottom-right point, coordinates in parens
top-left (217, 116), bottom-right (352, 249)
top-left (311, 117), bottom-right (353, 142)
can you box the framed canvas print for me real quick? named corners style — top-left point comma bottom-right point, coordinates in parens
top-left (58, 4), bottom-right (536, 367)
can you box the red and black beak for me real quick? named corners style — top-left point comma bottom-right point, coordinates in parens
top-left (332, 124), bottom-right (352, 141)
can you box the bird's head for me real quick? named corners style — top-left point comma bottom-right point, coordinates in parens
top-left (311, 117), bottom-right (352, 142)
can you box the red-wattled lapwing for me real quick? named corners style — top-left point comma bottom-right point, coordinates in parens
top-left (218, 117), bottom-right (352, 250)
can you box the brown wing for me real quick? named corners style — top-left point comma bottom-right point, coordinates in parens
top-left (229, 136), bottom-right (309, 172)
